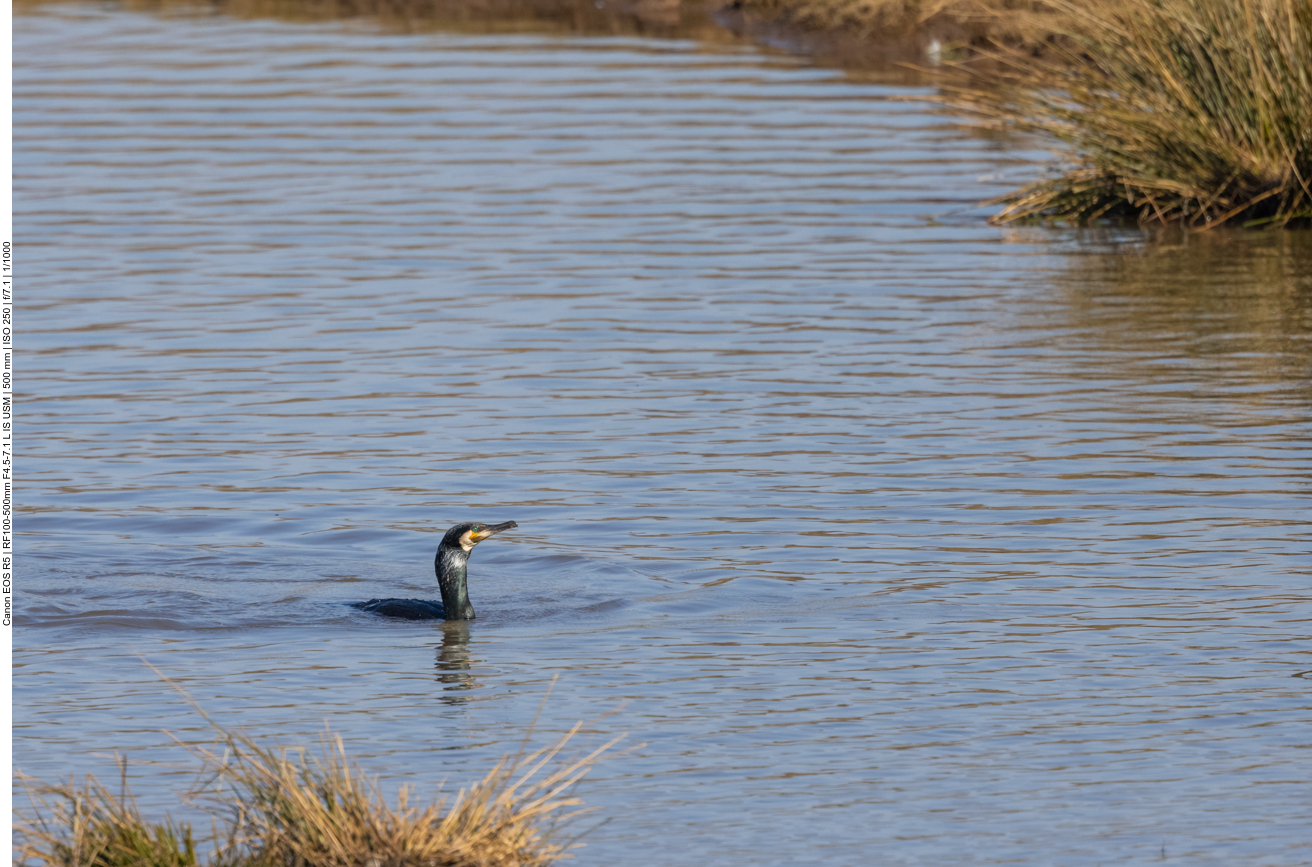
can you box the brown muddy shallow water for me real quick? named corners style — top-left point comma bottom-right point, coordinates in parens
top-left (14, 4), bottom-right (1312, 864)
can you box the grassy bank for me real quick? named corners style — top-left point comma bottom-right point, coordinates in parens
top-left (724, 0), bottom-right (1064, 54)
top-left (16, 720), bottom-right (619, 867)
top-left (53, 0), bottom-right (732, 38)
top-left (954, 0), bottom-right (1312, 227)
top-left (731, 0), bottom-right (1312, 228)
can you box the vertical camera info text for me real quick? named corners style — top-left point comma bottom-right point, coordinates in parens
top-left (2, 239), bottom-right (12, 627)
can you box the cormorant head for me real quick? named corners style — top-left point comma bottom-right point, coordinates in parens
top-left (441, 520), bottom-right (518, 554)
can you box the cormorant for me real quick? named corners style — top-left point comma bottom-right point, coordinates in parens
top-left (353, 521), bottom-right (517, 621)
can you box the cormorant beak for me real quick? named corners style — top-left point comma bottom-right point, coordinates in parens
top-left (470, 521), bottom-right (518, 543)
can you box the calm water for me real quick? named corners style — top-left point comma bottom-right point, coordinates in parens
top-left (14, 5), bottom-right (1312, 864)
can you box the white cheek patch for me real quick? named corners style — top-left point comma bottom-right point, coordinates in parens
top-left (459, 530), bottom-right (476, 552)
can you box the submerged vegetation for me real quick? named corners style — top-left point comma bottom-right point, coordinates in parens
top-left (16, 719), bottom-right (619, 867)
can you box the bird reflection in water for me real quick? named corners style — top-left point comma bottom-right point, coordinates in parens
top-left (434, 621), bottom-right (479, 704)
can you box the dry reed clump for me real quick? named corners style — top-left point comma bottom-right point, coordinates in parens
top-left (14, 766), bottom-right (201, 867)
top-left (954, 0), bottom-right (1312, 228)
top-left (16, 722), bottom-right (620, 867)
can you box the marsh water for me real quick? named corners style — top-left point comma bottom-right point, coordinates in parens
top-left (14, 4), bottom-right (1312, 864)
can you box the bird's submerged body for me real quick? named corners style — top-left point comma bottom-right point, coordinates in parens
top-left (352, 520), bottom-right (517, 622)
top-left (353, 598), bottom-right (448, 620)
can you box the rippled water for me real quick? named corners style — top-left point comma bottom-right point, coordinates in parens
top-left (14, 4), bottom-right (1312, 864)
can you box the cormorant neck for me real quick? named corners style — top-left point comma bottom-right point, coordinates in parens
top-left (436, 545), bottom-right (475, 620)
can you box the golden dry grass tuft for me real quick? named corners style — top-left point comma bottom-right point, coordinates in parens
top-left (15, 766), bottom-right (201, 867)
top-left (16, 720), bottom-right (620, 867)
top-left (205, 722), bottom-right (616, 867)
top-left (951, 0), bottom-right (1312, 228)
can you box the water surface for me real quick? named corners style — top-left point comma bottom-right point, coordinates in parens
top-left (15, 5), bottom-right (1312, 864)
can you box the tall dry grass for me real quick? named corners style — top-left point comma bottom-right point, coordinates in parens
top-left (15, 764), bottom-right (201, 867)
top-left (16, 720), bottom-right (620, 867)
top-left (955, 0), bottom-right (1312, 227)
top-left (204, 722), bottom-right (615, 867)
